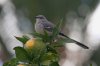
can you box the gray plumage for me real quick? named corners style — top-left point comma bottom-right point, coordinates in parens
top-left (35, 15), bottom-right (89, 49)
top-left (35, 15), bottom-right (54, 35)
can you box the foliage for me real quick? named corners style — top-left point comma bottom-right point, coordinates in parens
top-left (3, 58), bottom-right (18, 66)
top-left (3, 17), bottom-right (89, 66)
top-left (3, 20), bottom-right (68, 66)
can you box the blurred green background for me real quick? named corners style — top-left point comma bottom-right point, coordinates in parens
top-left (12, 0), bottom-right (97, 24)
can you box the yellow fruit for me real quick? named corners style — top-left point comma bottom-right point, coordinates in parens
top-left (24, 38), bottom-right (46, 57)
top-left (24, 38), bottom-right (45, 51)
top-left (25, 38), bottom-right (35, 49)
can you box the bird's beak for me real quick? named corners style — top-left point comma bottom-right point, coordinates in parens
top-left (35, 16), bottom-right (39, 18)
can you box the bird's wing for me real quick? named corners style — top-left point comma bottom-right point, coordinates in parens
top-left (42, 21), bottom-right (54, 32)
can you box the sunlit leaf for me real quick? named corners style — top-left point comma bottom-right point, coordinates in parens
top-left (15, 35), bottom-right (29, 44)
top-left (14, 47), bottom-right (31, 62)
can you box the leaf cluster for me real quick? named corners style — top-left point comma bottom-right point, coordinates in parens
top-left (3, 19), bottom-right (65, 66)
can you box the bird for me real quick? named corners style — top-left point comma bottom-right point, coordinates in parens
top-left (35, 15), bottom-right (89, 49)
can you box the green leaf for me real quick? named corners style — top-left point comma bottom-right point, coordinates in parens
top-left (50, 62), bottom-right (59, 66)
top-left (14, 47), bottom-right (31, 62)
top-left (43, 30), bottom-right (51, 42)
top-left (44, 30), bottom-right (49, 37)
top-left (58, 37), bottom-right (74, 43)
top-left (40, 52), bottom-right (59, 66)
top-left (15, 35), bottom-right (29, 44)
top-left (33, 39), bottom-right (46, 55)
top-left (31, 32), bottom-right (52, 43)
top-left (57, 19), bottom-right (63, 30)
top-left (46, 45), bottom-right (57, 53)
top-left (30, 32), bottom-right (44, 38)
top-left (3, 58), bottom-right (18, 66)
top-left (52, 19), bottom-right (63, 40)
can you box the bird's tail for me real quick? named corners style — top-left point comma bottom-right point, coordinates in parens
top-left (59, 32), bottom-right (89, 49)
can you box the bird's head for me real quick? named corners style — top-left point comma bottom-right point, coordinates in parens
top-left (35, 15), bottom-right (46, 19)
top-left (35, 15), bottom-right (48, 23)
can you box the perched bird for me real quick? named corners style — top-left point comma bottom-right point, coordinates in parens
top-left (35, 15), bottom-right (89, 49)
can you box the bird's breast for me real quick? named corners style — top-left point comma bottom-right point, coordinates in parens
top-left (35, 22), bottom-right (44, 34)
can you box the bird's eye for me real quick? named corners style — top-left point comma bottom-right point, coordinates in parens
top-left (35, 16), bottom-right (44, 19)
top-left (39, 17), bottom-right (44, 19)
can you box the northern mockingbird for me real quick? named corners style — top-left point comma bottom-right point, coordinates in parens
top-left (35, 15), bottom-right (89, 49)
